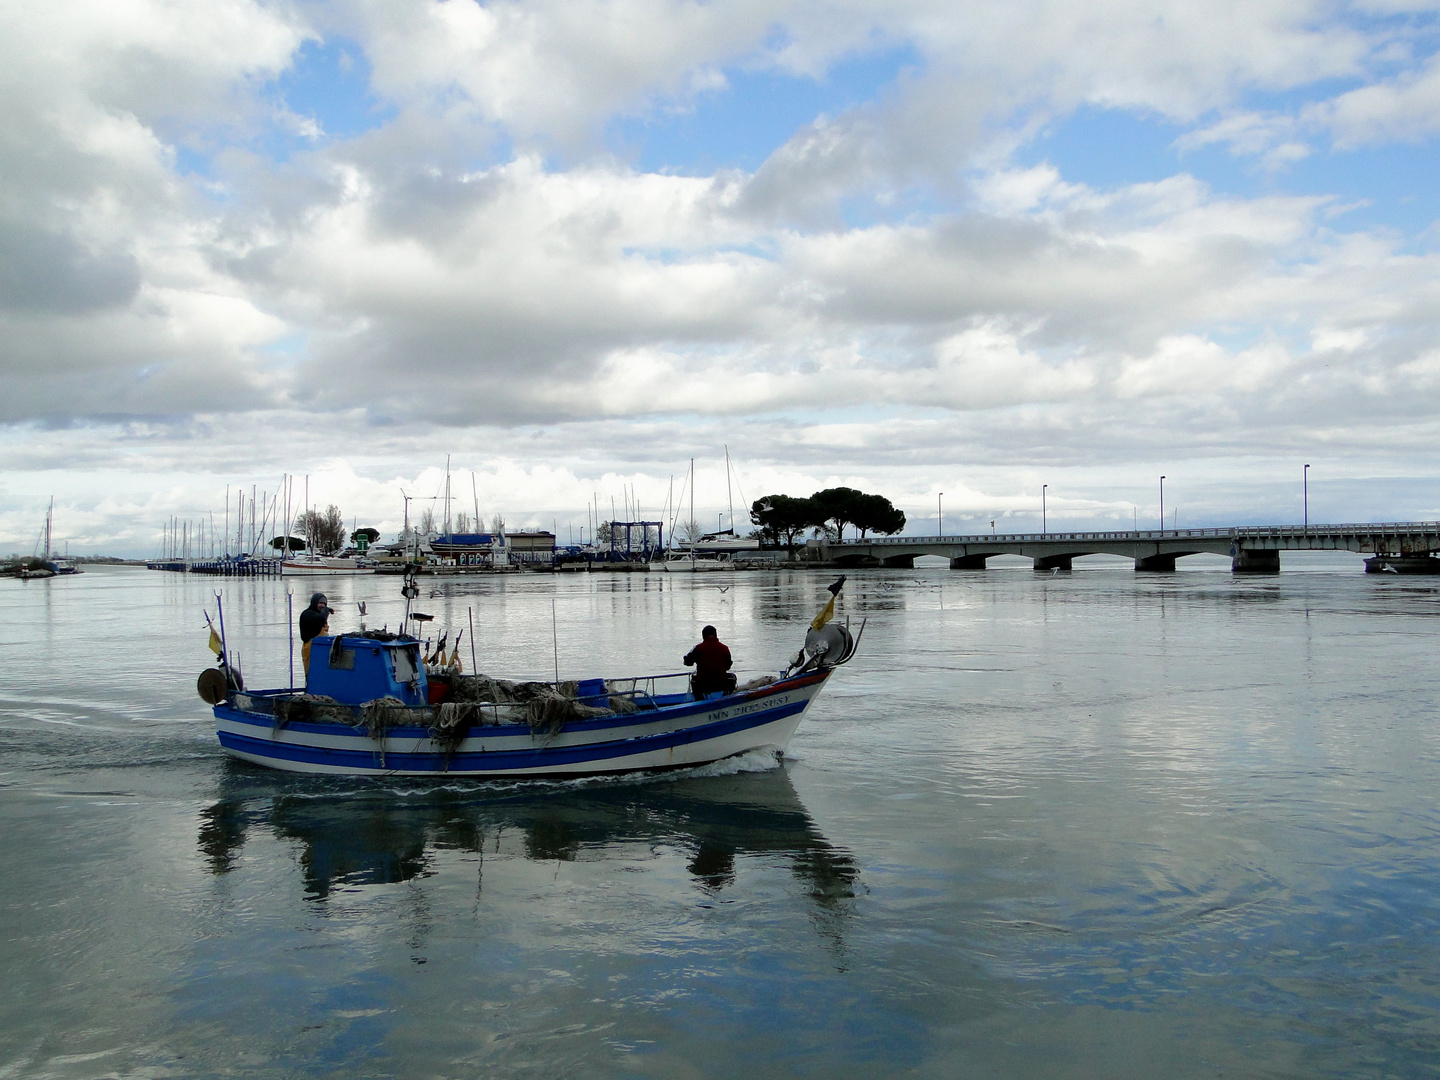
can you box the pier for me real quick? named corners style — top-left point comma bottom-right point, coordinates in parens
top-left (813, 522), bottom-right (1440, 573)
top-left (150, 557), bottom-right (283, 577)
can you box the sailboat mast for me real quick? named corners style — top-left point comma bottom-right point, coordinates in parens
top-left (45, 498), bottom-right (53, 561)
top-left (724, 446), bottom-right (733, 532)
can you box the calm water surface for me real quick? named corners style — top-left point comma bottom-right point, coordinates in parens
top-left (2, 560), bottom-right (1439, 1078)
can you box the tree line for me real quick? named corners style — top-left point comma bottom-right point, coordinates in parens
top-left (750, 487), bottom-right (907, 551)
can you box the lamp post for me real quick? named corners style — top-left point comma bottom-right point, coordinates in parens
top-left (1042, 484), bottom-right (1048, 535)
top-left (1159, 476), bottom-right (1166, 535)
top-left (1303, 464), bottom-right (1310, 530)
top-left (938, 492), bottom-right (943, 538)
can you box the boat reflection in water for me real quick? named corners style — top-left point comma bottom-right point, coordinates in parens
top-left (197, 764), bottom-right (858, 916)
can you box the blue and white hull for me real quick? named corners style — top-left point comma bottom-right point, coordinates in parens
top-left (214, 671), bottom-right (831, 777)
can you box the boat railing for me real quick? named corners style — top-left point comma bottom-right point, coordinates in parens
top-left (603, 672), bottom-right (692, 709)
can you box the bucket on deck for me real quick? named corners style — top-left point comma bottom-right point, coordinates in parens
top-left (576, 678), bottom-right (608, 708)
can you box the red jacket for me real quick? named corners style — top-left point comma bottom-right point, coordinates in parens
top-left (684, 637), bottom-right (732, 687)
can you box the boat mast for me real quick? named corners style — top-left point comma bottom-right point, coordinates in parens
top-left (45, 498), bottom-right (53, 562)
top-left (689, 458), bottom-right (694, 555)
top-left (724, 446), bottom-right (733, 533)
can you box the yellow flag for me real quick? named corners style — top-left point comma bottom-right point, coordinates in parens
top-left (207, 627), bottom-right (223, 656)
top-left (810, 595), bottom-right (836, 632)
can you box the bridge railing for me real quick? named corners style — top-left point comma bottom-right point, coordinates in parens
top-left (831, 522), bottom-right (1440, 547)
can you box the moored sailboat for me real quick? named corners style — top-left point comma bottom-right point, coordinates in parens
top-left (35, 499), bottom-right (81, 576)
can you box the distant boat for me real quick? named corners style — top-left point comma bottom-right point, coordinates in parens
top-left (656, 552), bottom-right (736, 572)
top-left (37, 498), bottom-right (81, 576)
top-left (661, 449), bottom-right (758, 570)
top-left (685, 528), bottom-right (761, 554)
top-left (281, 554), bottom-right (375, 576)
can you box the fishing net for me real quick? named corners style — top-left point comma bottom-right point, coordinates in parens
top-left (358, 696), bottom-right (412, 738)
top-left (271, 694), bottom-right (350, 729)
top-left (445, 674), bottom-right (615, 737)
top-left (429, 701), bottom-right (487, 755)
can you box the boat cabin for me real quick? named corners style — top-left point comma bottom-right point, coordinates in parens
top-left (305, 635), bottom-right (429, 706)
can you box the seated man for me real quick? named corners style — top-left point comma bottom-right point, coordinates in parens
top-left (299, 592), bottom-right (331, 675)
top-left (683, 624), bottom-right (734, 698)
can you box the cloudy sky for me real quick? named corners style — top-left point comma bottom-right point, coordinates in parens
top-left (3, 0), bottom-right (1439, 555)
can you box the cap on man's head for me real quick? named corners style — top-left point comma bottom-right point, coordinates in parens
top-left (702, 624), bottom-right (717, 638)
top-left (310, 592), bottom-right (328, 607)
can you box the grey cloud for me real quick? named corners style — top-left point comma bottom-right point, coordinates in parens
top-left (0, 222), bottom-right (141, 314)
top-left (5, 0), bottom-right (1440, 553)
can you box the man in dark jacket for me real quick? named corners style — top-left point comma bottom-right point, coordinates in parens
top-left (299, 592), bottom-right (330, 675)
top-left (684, 624), bottom-right (733, 697)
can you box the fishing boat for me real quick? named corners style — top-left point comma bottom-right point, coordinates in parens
top-left (200, 576), bottom-right (861, 777)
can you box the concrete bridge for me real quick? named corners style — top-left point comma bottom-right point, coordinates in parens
top-left (811, 522), bottom-right (1440, 573)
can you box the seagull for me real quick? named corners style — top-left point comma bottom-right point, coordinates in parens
top-left (1382, 564), bottom-right (1400, 574)
top-left (356, 601), bottom-right (367, 615)
top-left (714, 585), bottom-right (730, 593)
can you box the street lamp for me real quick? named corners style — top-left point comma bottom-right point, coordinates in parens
top-left (938, 492), bottom-right (943, 537)
top-left (1159, 476), bottom-right (1166, 535)
top-left (1042, 484), bottom-right (1048, 535)
top-left (1303, 464), bottom-right (1310, 530)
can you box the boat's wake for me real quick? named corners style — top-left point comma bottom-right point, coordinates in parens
top-left (686, 746), bottom-right (793, 778)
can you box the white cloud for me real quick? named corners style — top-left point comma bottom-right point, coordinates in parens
top-left (1314, 51), bottom-right (1440, 147)
top-left (4, 0), bottom-right (1440, 549)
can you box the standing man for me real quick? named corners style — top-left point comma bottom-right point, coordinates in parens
top-left (299, 592), bottom-right (330, 675)
top-left (683, 624), bottom-right (734, 698)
